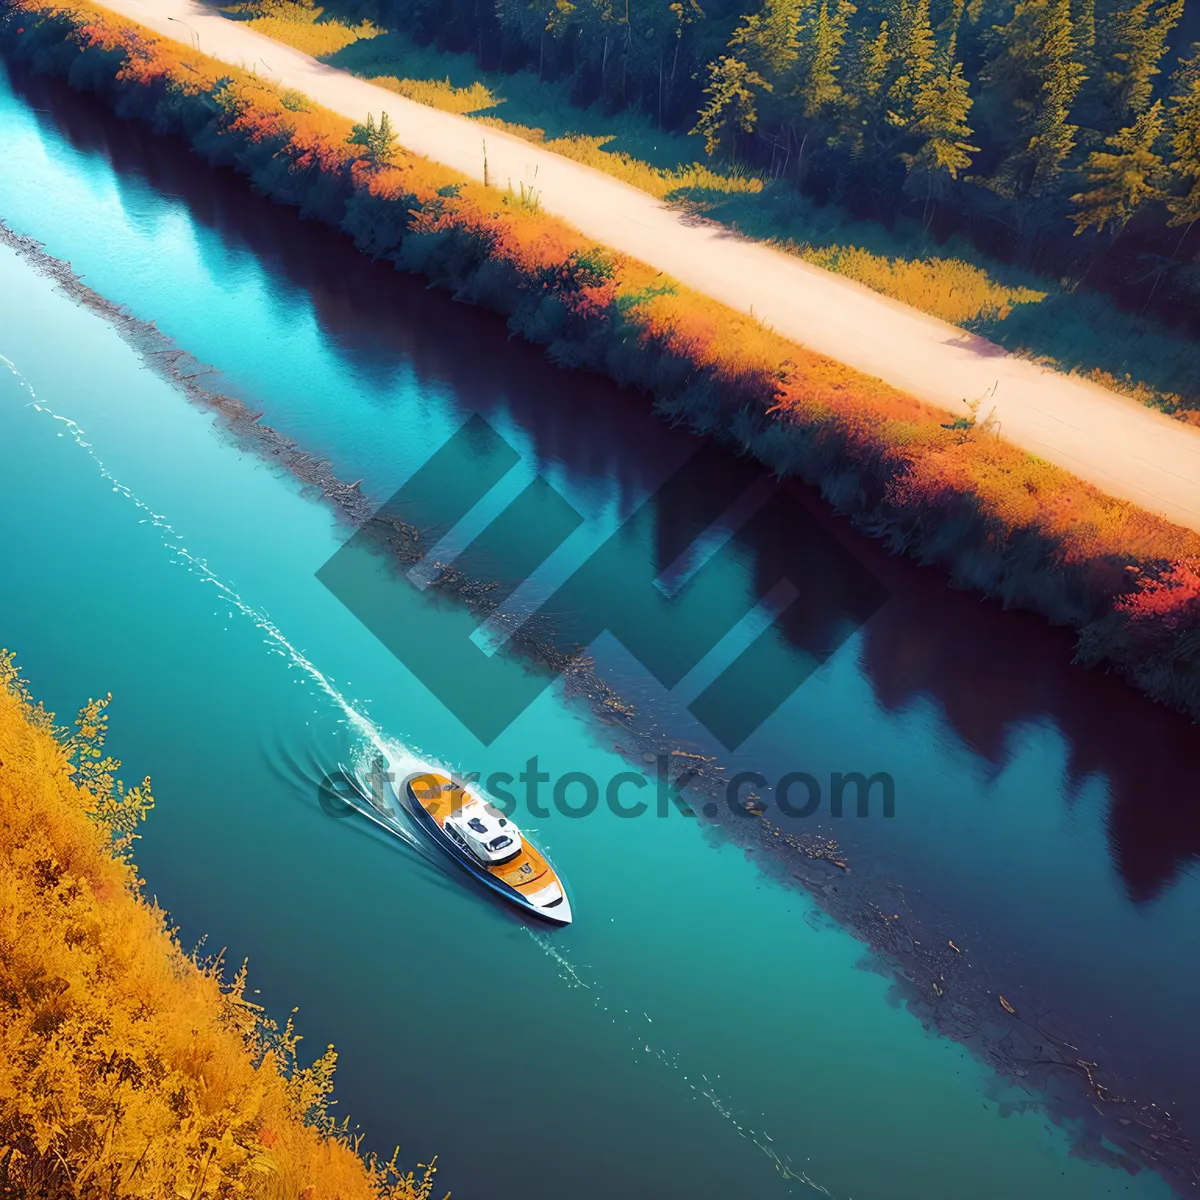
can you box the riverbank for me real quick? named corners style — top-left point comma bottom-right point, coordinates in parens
top-left (231, 0), bottom-right (1200, 425)
top-left (0, 653), bottom-right (438, 1199)
top-left (1, 0), bottom-right (1197, 731)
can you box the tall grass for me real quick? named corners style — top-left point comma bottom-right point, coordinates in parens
top-left (0, 652), bottom-right (439, 1200)
top-left (788, 243), bottom-right (1047, 327)
top-left (4, 0), bottom-right (1198, 721)
top-left (245, 14), bottom-right (372, 56)
top-left (484, 123), bottom-right (765, 201)
top-left (371, 72), bottom-right (495, 116)
top-left (233, 0), bottom-right (1200, 418)
top-left (229, 0), bottom-right (378, 58)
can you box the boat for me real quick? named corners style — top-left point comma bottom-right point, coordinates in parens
top-left (337, 758), bottom-right (573, 926)
top-left (402, 771), bottom-right (573, 925)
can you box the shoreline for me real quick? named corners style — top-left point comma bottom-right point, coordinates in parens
top-left (2, 209), bottom-right (1195, 1190)
top-left (72, 0), bottom-right (1200, 534)
top-left (0, 656), bottom-right (439, 1200)
top-left (3, 0), bottom-right (1198, 728)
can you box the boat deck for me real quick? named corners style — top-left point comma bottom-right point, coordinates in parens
top-left (409, 773), bottom-right (554, 895)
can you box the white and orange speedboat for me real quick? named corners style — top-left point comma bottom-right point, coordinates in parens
top-left (337, 758), bottom-right (572, 924)
top-left (401, 771), bottom-right (572, 925)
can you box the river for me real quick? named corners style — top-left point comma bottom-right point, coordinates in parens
top-left (1, 57), bottom-right (1198, 1200)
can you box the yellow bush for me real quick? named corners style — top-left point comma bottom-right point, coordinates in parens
top-left (371, 73), bottom-right (497, 116)
top-left (238, 0), bottom-right (377, 58)
top-left (790, 243), bottom-right (1046, 326)
top-left (0, 653), bottom-right (438, 1200)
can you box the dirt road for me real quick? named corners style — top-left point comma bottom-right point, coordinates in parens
top-left (97, 0), bottom-right (1200, 531)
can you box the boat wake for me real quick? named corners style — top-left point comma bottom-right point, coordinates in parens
top-left (525, 930), bottom-right (840, 1198)
top-left (5, 352), bottom-right (837, 1194)
top-left (1, 351), bottom-right (444, 860)
top-left (261, 731), bottom-right (457, 884)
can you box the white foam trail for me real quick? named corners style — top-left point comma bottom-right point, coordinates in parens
top-left (525, 929), bottom-right (839, 1198)
top-left (1, 352), bottom-right (443, 803)
top-left (5, 356), bottom-right (838, 1194)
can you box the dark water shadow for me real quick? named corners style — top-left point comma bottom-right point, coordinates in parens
top-left (856, 539), bottom-right (1200, 904)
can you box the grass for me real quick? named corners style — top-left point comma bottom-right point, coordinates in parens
top-left (227, 0), bottom-right (1200, 420)
top-left (787, 242), bottom-right (1047, 326)
top-left (234, 0), bottom-right (377, 57)
top-left (371, 72), bottom-right (495, 116)
top-left (0, 652), bottom-right (439, 1199)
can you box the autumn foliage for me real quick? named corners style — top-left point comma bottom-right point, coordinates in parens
top-left (0, 654), bottom-right (438, 1200)
top-left (1, 0), bottom-right (1198, 718)
top-left (1077, 559), bottom-right (1200, 708)
top-left (1119, 559), bottom-right (1200, 633)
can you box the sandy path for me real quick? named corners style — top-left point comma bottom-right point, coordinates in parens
top-left (98, 0), bottom-right (1200, 531)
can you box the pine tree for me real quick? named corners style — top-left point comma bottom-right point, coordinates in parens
top-left (1104, 0), bottom-right (1183, 123)
top-left (1165, 47), bottom-right (1200, 231)
top-left (886, 0), bottom-right (937, 129)
top-left (729, 0), bottom-right (807, 80)
top-left (1069, 99), bottom-right (1166, 235)
top-left (841, 18), bottom-right (894, 158)
top-left (901, 52), bottom-right (977, 192)
top-left (979, 0), bottom-right (1085, 202)
top-left (1074, 0), bottom-right (1096, 70)
top-left (1067, 0), bottom-right (1107, 149)
top-left (796, 0), bottom-right (856, 121)
top-left (692, 55), bottom-right (772, 155)
top-left (940, 0), bottom-right (967, 37)
top-left (1028, 0), bottom-right (1085, 197)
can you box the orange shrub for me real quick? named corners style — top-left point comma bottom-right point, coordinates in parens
top-left (1118, 558), bottom-right (1200, 636)
top-left (0, 653), bottom-right (439, 1200)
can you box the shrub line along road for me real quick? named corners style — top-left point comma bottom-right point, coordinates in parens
top-left (101, 0), bottom-right (1200, 533)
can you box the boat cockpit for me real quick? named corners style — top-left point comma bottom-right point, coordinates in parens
top-left (443, 797), bottom-right (523, 865)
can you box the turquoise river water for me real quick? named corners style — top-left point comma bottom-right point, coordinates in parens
top-left (1, 57), bottom-right (1199, 1200)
